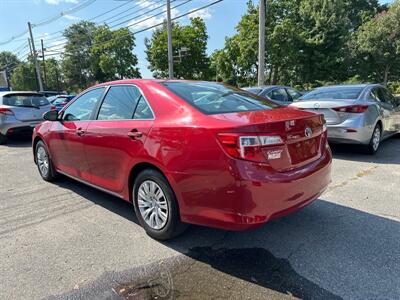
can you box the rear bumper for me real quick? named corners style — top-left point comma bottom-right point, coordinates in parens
top-left (0, 120), bottom-right (42, 135)
top-left (327, 124), bottom-right (374, 145)
top-left (178, 147), bottom-right (332, 231)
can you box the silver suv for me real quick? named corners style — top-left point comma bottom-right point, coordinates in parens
top-left (0, 91), bottom-right (52, 144)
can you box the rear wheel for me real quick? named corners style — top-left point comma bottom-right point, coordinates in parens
top-left (0, 133), bottom-right (7, 145)
top-left (35, 141), bottom-right (57, 181)
top-left (133, 169), bottom-right (187, 240)
top-left (366, 124), bottom-right (381, 155)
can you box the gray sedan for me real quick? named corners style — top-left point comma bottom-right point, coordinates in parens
top-left (0, 91), bottom-right (52, 144)
top-left (290, 84), bottom-right (400, 154)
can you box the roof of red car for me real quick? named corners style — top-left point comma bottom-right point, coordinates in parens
top-left (94, 78), bottom-right (207, 88)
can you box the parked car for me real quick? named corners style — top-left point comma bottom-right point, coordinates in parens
top-left (289, 84), bottom-right (400, 154)
top-left (243, 85), bottom-right (303, 105)
top-left (0, 91), bottom-right (52, 144)
top-left (33, 80), bottom-right (332, 240)
top-left (49, 95), bottom-right (75, 111)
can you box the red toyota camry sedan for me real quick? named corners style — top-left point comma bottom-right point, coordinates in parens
top-left (33, 80), bottom-right (332, 240)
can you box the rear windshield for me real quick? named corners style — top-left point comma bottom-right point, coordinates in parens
top-left (162, 82), bottom-right (279, 115)
top-left (3, 94), bottom-right (50, 107)
top-left (300, 87), bottom-right (363, 101)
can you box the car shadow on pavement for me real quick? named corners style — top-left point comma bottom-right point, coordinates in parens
top-left (330, 135), bottom-right (400, 164)
top-left (53, 176), bottom-right (140, 225)
top-left (49, 176), bottom-right (400, 300)
top-left (1, 135), bottom-right (32, 148)
top-left (163, 200), bottom-right (400, 299)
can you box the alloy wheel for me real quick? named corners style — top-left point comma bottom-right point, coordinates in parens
top-left (372, 126), bottom-right (381, 151)
top-left (138, 180), bottom-right (169, 230)
top-left (37, 146), bottom-right (49, 177)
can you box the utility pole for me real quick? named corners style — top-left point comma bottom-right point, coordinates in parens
top-left (166, 0), bottom-right (174, 79)
top-left (257, 0), bottom-right (266, 86)
top-left (41, 39), bottom-right (47, 89)
top-left (27, 22), bottom-right (44, 91)
top-left (28, 38), bottom-right (39, 92)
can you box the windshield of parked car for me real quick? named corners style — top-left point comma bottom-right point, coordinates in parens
top-left (300, 87), bottom-right (363, 100)
top-left (3, 94), bottom-right (50, 107)
top-left (162, 82), bottom-right (279, 114)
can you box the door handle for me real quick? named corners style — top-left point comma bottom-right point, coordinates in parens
top-left (76, 128), bottom-right (85, 136)
top-left (128, 129), bottom-right (143, 139)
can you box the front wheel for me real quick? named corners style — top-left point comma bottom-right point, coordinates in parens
top-left (366, 124), bottom-right (381, 155)
top-left (35, 141), bottom-right (58, 181)
top-left (133, 169), bottom-right (187, 240)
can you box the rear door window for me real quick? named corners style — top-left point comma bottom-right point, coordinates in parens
top-left (97, 85), bottom-right (142, 120)
top-left (3, 94), bottom-right (49, 107)
top-left (133, 97), bottom-right (154, 119)
top-left (381, 88), bottom-right (396, 105)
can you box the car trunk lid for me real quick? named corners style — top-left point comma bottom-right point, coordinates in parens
top-left (289, 99), bottom-right (358, 125)
top-left (212, 108), bottom-right (327, 171)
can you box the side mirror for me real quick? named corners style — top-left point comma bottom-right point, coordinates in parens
top-left (43, 110), bottom-right (59, 121)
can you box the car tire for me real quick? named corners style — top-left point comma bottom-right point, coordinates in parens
top-left (35, 140), bottom-right (58, 181)
top-left (366, 124), bottom-right (381, 155)
top-left (0, 133), bottom-right (7, 145)
top-left (133, 169), bottom-right (187, 240)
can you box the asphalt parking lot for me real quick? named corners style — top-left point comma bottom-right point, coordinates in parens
top-left (1, 136), bottom-right (399, 300)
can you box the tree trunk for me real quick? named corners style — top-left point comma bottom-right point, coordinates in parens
top-left (272, 66), bottom-right (279, 85)
top-left (383, 65), bottom-right (390, 87)
top-left (267, 66), bottom-right (273, 85)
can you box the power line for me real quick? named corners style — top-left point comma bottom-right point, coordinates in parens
top-left (33, 0), bottom-right (97, 27)
top-left (36, 0), bottom-right (167, 46)
top-left (109, 0), bottom-right (179, 29)
top-left (98, 0), bottom-right (164, 24)
top-left (0, 0), bottom-right (97, 46)
top-left (45, 0), bottom-right (192, 50)
top-left (47, 0), bottom-right (223, 55)
top-left (32, 0), bottom-right (142, 44)
top-left (88, 0), bottom-right (134, 21)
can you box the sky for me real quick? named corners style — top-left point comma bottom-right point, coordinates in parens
top-left (0, 0), bottom-right (394, 79)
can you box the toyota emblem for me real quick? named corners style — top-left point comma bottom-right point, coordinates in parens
top-left (305, 127), bottom-right (312, 138)
top-left (314, 103), bottom-right (320, 110)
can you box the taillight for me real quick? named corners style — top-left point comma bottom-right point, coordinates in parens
top-left (332, 105), bottom-right (368, 113)
top-left (0, 107), bottom-right (14, 116)
top-left (217, 133), bottom-right (283, 162)
top-left (50, 105), bottom-right (57, 110)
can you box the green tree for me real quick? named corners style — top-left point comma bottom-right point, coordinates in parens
top-left (347, 0), bottom-right (381, 29)
top-left (211, 0), bottom-right (385, 87)
top-left (210, 2), bottom-right (258, 86)
top-left (62, 21), bottom-right (98, 91)
top-left (297, 0), bottom-right (352, 83)
top-left (10, 60), bottom-right (37, 91)
top-left (0, 51), bottom-right (21, 78)
top-left (91, 26), bottom-right (140, 81)
top-left (145, 18), bottom-right (211, 79)
top-left (43, 58), bottom-right (64, 92)
top-left (350, 0), bottom-right (400, 85)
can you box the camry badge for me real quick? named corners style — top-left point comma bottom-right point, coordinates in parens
top-left (305, 127), bottom-right (312, 138)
